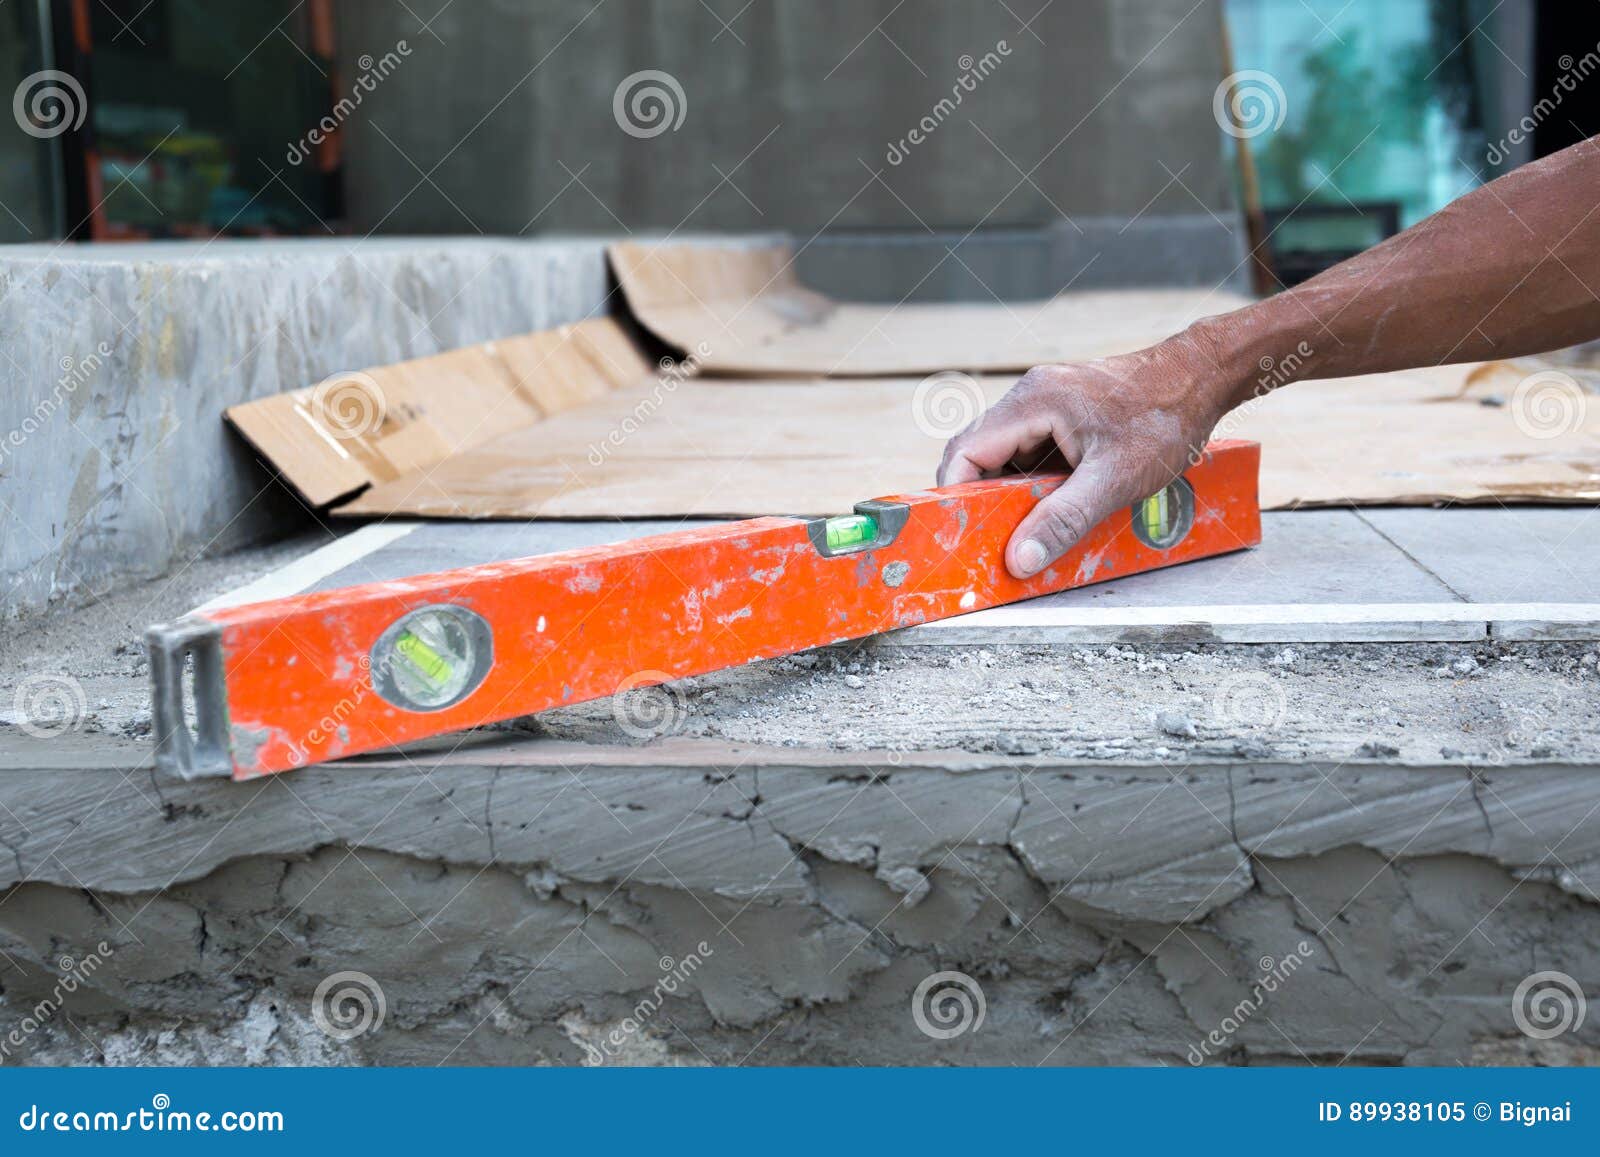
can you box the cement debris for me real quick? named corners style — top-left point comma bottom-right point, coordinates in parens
top-left (2, 538), bottom-right (1598, 1066)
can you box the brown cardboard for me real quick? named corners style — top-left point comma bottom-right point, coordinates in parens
top-left (335, 376), bottom-right (1012, 518)
top-left (225, 318), bottom-right (649, 508)
top-left (332, 361), bottom-right (1600, 519)
top-left (608, 241), bottom-right (1253, 376)
top-left (1232, 361), bottom-right (1600, 507)
top-left (229, 253), bottom-right (1599, 520)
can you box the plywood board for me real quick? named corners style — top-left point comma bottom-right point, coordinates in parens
top-left (334, 360), bottom-right (1600, 519)
top-left (226, 251), bottom-right (1598, 517)
top-left (337, 376), bottom-right (999, 518)
top-left (225, 317), bottom-right (649, 508)
top-left (1230, 361), bottom-right (1600, 508)
top-left (609, 241), bottom-right (1253, 376)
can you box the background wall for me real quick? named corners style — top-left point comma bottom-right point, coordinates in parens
top-left (332, 0), bottom-right (1242, 297)
top-left (0, 0), bottom-right (59, 240)
top-left (0, 0), bottom-right (1249, 611)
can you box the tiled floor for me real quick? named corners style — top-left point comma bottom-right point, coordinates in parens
top-left (206, 509), bottom-right (1600, 644)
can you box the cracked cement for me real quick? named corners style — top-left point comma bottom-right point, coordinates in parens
top-left (1, 539), bottom-right (1598, 1065)
top-left (1, 739), bottom-right (1598, 1065)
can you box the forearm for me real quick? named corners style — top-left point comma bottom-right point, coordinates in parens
top-left (943, 138), bottom-right (1600, 577)
top-left (1186, 136), bottom-right (1600, 412)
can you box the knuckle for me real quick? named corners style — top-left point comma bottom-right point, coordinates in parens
top-left (1006, 368), bottom-right (1084, 431)
top-left (1018, 363), bottom-right (1070, 395)
top-left (940, 419), bottom-right (981, 453)
top-left (954, 410), bottom-right (987, 440)
top-left (935, 445), bottom-right (963, 484)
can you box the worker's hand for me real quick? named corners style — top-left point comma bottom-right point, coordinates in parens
top-left (937, 334), bottom-right (1230, 580)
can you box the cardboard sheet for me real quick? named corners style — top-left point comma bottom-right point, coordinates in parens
top-left (225, 318), bottom-right (648, 508)
top-left (609, 241), bottom-right (1253, 376)
top-left (333, 361), bottom-right (1600, 519)
top-left (227, 254), bottom-right (1598, 519)
top-left (336, 377), bottom-right (1011, 518)
top-left (1232, 361), bottom-right (1600, 507)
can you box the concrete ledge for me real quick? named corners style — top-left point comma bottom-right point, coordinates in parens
top-left (1, 736), bottom-right (1595, 911)
top-left (0, 735), bottom-right (1596, 1065)
top-left (0, 236), bottom-right (632, 612)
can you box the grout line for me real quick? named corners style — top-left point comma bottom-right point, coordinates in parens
top-left (1350, 509), bottom-right (1470, 603)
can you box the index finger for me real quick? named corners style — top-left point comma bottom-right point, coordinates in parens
top-left (936, 404), bottom-right (1055, 486)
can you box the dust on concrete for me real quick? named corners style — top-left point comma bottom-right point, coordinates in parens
top-left (1, 530), bottom-right (1596, 766)
top-left (0, 529), bottom-right (330, 743)
top-left (3, 539), bottom-right (1598, 1068)
top-left (535, 640), bottom-right (1600, 766)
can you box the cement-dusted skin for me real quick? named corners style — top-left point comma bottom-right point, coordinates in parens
top-left (1, 737), bottom-right (1596, 1066)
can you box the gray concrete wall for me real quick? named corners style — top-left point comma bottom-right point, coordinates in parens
top-left (795, 217), bottom-right (1246, 301)
top-left (332, 0), bottom-right (1235, 239)
top-left (0, 237), bottom-right (617, 613)
top-left (2, 736), bottom-right (1597, 1065)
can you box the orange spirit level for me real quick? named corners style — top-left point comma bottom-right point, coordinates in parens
top-left (147, 440), bottom-right (1260, 779)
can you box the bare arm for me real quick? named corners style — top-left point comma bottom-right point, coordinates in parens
top-left (940, 136), bottom-right (1600, 579)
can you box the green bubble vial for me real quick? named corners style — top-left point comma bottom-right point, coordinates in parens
top-left (823, 514), bottom-right (878, 552)
top-left (394, 629), bottom-right (455, 691)
top-left (1131, 479), bottom-right (1195, 550)
top-left (370, 604), bottom-right (493, 713)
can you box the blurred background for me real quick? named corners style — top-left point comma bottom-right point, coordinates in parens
top-left (3, 0), bottom-right (1589, 295)
top-left (3, 0), bottom-right (1598, 609)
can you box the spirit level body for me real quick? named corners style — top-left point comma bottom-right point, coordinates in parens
top-left (147, 441), bottom-right (1260, 779)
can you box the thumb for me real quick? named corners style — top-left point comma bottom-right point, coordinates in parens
top-left (1006, 458), bottom-right (1120, 579)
